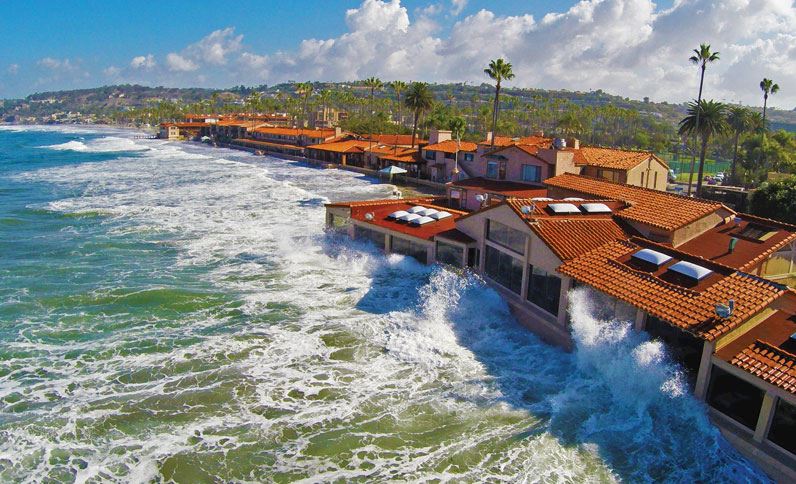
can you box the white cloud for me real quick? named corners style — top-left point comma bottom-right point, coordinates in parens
top-left (184, 27), bottom-right (243, 65)
top-left (166, 53), bottom-right (198, 72)
top-left (451, 0), bottom-right (467, 16)
top-left (37, 57), bottom-right (78, 71)
top-left (7, 64), bottom-right (19, 75)
top-left (130, 54), bottom-right (156, 69)
top-left (103, 66), bottom-right (121, 77)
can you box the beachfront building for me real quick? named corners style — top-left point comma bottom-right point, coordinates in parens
top-left (158, 122), bottom-right (208, 140)
top-left (446, 177), bottom-right (547, 211)
top-left (305, 139), bottom-right (372, 166)
top-left (421, 130), bottom-right (478, 183)
top-left (324, 172), bottom-right (796, 479)
top-left (233, 127), bottom-right (341, 158)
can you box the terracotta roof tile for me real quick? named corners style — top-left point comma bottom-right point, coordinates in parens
top-left (252, 127), bottom-right (336, 138)
top-left (545, 173), bottom-right (731, 231)
top-left (306, 140), bottom-right (371, 153)
top-left (730, 340), bottom-right (796, 394)
top-left (558, 239), bottom-right (788, 341)
top-left (575, 147), bottom-right (667, 170)
top-left (424, 139), bottom-right (478, 153)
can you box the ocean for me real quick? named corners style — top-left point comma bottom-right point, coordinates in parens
top-left (0, 126), bottom-right (767, 482)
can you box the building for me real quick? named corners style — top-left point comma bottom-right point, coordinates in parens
top-left (309, 107), bottom-right (348, 128)
top-left (158, 122), bottom-right (208, 140)
top-left (421, 130), bottom-right (478, 183)
top-left (446, 177), bottom-right (547, 211)
top-left (234, 127), bottom-right (341, 157)
top-left (324, 172), bottom-right (796, 478)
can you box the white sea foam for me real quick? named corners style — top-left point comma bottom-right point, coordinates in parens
top-left (0, 132), bottom-right (766, 482)
top-left (41, 136), bottom-right (150, 153)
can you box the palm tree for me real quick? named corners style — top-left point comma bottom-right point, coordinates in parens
top-left (726, 106), bottom-right (751, 185)
top-left (295, 82), bottom-right (314, 127)
top-left (759, 78), bottom-right (780, 129)
top-left (390, 81), bottom-right (407, 126)
top-left (404, 82), bottom-right (434, 148)
top-left (364, 77), bottom-right (383, 148)
top-left (449, 116), bottom-right (466, 181)
top-left (484, 58), bottom-right (515, 147)
top-left (556, 112), bottom-right (584, 137)
top-left (686, 44), bottom-right (720, 196)
top-left (678, 99), bottom-right (728, 196)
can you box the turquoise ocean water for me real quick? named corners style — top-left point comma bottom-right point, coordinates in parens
top-left (0, 126), bottom-right (768, 482)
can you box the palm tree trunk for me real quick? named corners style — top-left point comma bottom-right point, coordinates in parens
top-left (687, 66), bottom-right (706, 196)
top-left (490, 83), bottom-right (500, 147)
top-left (762, 94), bottom-right (768, 168)
top-left (696, 135), bottom-right (709, 196)
top-left (730, 132), bottom-right (740, 185)
top-left (411, 110), bottom-right (419, 148)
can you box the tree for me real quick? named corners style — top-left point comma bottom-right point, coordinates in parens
top-left (678, 99), bottom-right (728, 196)
top-left (363, 77), bottom-right (383, 149)
top-left (686, 43), bottom-right (720, 196)
top-left (484, 58), bottom-right (515, 147)
top-left (726, 106), bottom-right (751, 185)
top-left (390, 80), bottom-right (407, 126)
top-left (556, 112), bottom-right (584, 137)
top-left (750, 176), bottom-right (796, 225)
top-left (404, 82), bottom-right (434, 148)
top-left (759, 78), bottom-right (780, 129)
top-left (295, 82), bottom-right (314, 127)
top-left (449, 116), bottom-right (466, 181)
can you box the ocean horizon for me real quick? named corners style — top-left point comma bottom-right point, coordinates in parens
top-left (0, 125), bottom-right (767, 482)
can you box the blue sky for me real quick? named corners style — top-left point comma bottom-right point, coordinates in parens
top-left (0, 0), bottom-right (792, 107)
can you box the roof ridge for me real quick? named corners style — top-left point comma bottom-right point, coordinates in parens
top-left (736, 212), bottom-right (796, 231)
top-left (752, 339), bottom-right (796, 362)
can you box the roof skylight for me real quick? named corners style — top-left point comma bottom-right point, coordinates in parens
top-left (548, 203), bottom-right (581, 214)
top-left (407, 206), bottom-right (427, 214)
top-left (398, 213), bottom-right (421, 223)
top-left (581, 203), bottom-right (612, 214)
top-left (668, 261), bottom-right (713, 281)
top-left (410, 216), bottom-right (435, 226)
top-left (631, 248), bottom-right (672, 267)
top-left (429, 211), bottom-right (451, 220)
top-left (388, 210), bottom-right (409, 219)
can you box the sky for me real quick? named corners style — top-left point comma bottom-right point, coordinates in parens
top-left (1, 0), bottom-right (794, 108)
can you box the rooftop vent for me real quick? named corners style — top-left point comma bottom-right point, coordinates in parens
top-left (532, 197), bottom-right (553, 202)
top-left (548, 203), bottom-right (581, 214)
top-left (407, 206), bottom-right (428, 214)
top-left (388, 210), bottom-right (409, 219)
top-left (631, 248), bottom-right (672, 267)
top-left (410, 216), bottom-right (435, 226)
top-left (429, 211), bottom-right (452, 220)
top-left (398, 213), bottom-right (421, 223)
top-left (581, 203), bottom-right (612, 214)
top-left (668, 261), bottom-right (713, 281)
top-left (520, 204), bottom-right (536, 215)
top-left (365, 212), bottom-right (374, 221)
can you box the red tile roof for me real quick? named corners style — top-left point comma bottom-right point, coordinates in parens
top-left (558, 239), bottom-right (788, 341)
top-left (480, 135), bottom-right (551, 147)
top-left (306, 140), bottom-right (371, 153)
top-left (161, 122), bottom-right (208, 128)
top-left (253, 127), bottom-right (336, 138)
top-left (676, 213), bottom-right (796, 271)
top-left (232, 138), bottom-right (304, 151)
top-left (424, 139), bottom-right (478, 153)
top-left (545, 173), bottom-right (730, 231)
top-left (364, 134), bottom-right (425, 146)
top-left (575, 147), bottom-right (667, 170)
top-left (730, 340), bottom-right (796, 394)
top-left (380, 148), bottom-right (421, 164)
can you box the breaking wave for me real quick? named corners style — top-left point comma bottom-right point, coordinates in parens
top-left (41, 136), bottom-right (149, 152)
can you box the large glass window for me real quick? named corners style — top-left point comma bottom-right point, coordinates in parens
top-left (464, 153), bottom-right (474, 161)
top-left (707, 366), bottom-right (764, 430)
top-left (354, 225), bottom-right (385, 250)
top-left (425, 150), bottom-right (436, 161)
top-left (486, 161), bottom-right (499, 178)
top-left (484, 245), bottom-right (523, 294)
top-left (522, 164), bottom-right (541, 183)
top-left (487, 220), bottom-right (526, 254)
top-left (526, 265), bottom-right (561, 315)
top-left (436, 241), bottom-right (463, 267)
top-left (391, 236), bottom-right (428, 264)
top-left (768, 399), bottom-right (796, 455)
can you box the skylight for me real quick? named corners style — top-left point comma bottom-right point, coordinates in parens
top-left (398, 213), bottom-right (421, 223)
top-left (547, 203), bottom-right (581, 214)
top-left (416, 208), bottom-right (439, 217)
top-left (532, 197), bottom-right (553, 201)
top-left (410, 216), bottom-right (435, 225)
top-left (563, 197), bottom-right (584, 201)
top-left (668, 261), bottom-right (713, 281)
top-left (631, 248), bottom-right (672, 267)
top-left (407, 206), bottom-right (427, 214)
top-left (388, 210), bottom-right (409, 219)
top-left (429, 211), bottom-right (451, 220)
top-left (580, 203), bottom-right (612, 214)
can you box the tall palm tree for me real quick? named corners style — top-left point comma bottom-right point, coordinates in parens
top-left (759, 78), bottom-right (780, 129)
top-left (678, 99), bottom-right (728, 196)
top-left (726, 106), bottom-right (751, 185)
top-left (364, 77), bottom-right (383, 148)
top-left (404, 82), bottom-right (434, 148)
top-left (686, 44), bottom-right (720, 195)
top-left (449, 116), bottom-right (466, 181)
top-left (295, 82), bottom-right (314, 127)
top-left (484, 58), bottom-right (515, 147)
top-left (390, 81), bottom-right (407, 126)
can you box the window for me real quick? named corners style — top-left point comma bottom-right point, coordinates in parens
top-left (444, 152), bottom-right (455, 159)
top-left (599, 169), bottom-right (620, 183)
top-left (486, 161), bottom-right (499, 179)
top-left (436, 241), bottom-right (463, 267)
top-left (526, 265), bottom-right (561, 315)
top-left (487, 220), bottom-right (526, 254)
top-left (640, 172), bottom-right (645, 186)
top-left (484, 245), bottom-right (523, 294)
top-left (464, 153), bottom-right (474, 162)
top-left (522, 165), bottom-right (541, 183)
top-left (498, 161), bottom-right (507, 180)
top-left (354, 225), bottom-right (385, 250)
top-left (768, 399), bottom-right (796, 455)
top-left (707, 366), bottom-right (764, 430)
top-left (425, 150), bottom-right (436, 161)
top-left (391, 236), bottom-right (428, 264)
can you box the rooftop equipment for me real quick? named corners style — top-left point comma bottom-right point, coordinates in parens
top-left (407, 206), bottom-right (428, 214)
top-left (668, 260), bottom-right (713, 281)
top-left (365, 212), bottom-right (374, 221)
top-left (547, 203), bottom-right (581, 214)
top-left (398, 213), bottom-right (421, 223)
top-left (631, 248), bottom-right (672, 267)
top-left (388, 210), bottom-right (409, 219)
top-left (429, 211), bottom-right (452, 220)
top-left (553, 138), bottom-right (567, 149)
top-left (715, 299), bottom-right (735, 319)
top-left (416, 208), bottom-right (439, 217)
top-left (410, 216), bottom-right (435, 226)
top-left (580, 203), bottom-right (612, 214)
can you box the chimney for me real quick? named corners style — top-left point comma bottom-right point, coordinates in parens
top-left (430, 129), bottom-right (451, 144)
top-left (334, 126), bottom-right (342, 138)
top-left (567, 138), bottom-right (580, 150)
top-left (485, 131), bottom-right (493, 143)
